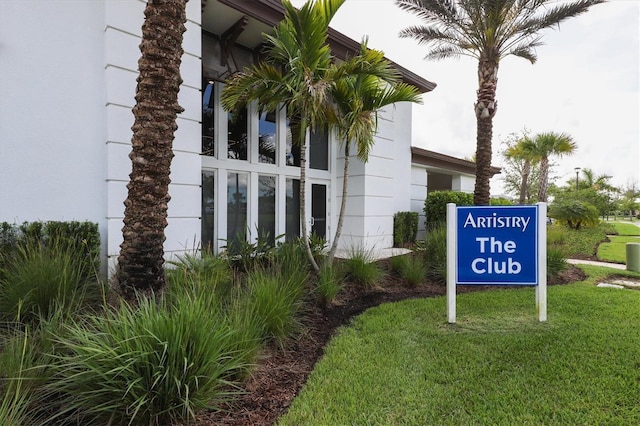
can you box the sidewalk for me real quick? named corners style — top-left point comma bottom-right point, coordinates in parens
top-left (566, 258), bottom-right (626, 270)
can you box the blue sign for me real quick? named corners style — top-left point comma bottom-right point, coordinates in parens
top-left (456, 206), bottom-right (538, 285)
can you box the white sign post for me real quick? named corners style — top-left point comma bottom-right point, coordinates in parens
top-left (446, 203), bottom-right (457, 324)
top-left (446, 202), bottom-right (547, 323)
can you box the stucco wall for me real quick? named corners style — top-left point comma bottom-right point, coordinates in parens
top-left (0, 0), bottom-right (108, 246)
top-left (335, 102), bottom-right (413, 251)
top-left (0, 0), bottom-right (202, 273)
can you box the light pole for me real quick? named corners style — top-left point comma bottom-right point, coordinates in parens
top-left (574, 167), bottom-right (581, 191)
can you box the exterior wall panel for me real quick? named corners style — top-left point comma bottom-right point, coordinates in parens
top-left (106, 105), bottom-right (135, 143)
top-left (174, 118), bottom-right (201, 153)
top-left (105, 66), bottom-right (137, 107)
top-left (105, 0), bottom-right (145, 37)
top-left (0, 0), bottom-right (107, 234)
top-left (104, 28), bottom-right (140, 71)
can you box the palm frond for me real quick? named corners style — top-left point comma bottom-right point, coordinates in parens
top-left (424, 45), bottom-right (469, 61)
top-left (533, 0), bottom-right (605, 31)
top-left (396, 0), bottom-right (461, 27)
top-left (508, 43), bottom-right (539, 63)
top-left (397, 0), bottom-right (603, 64)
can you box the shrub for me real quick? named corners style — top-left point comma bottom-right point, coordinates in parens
top-left (343, 247), bottom-right (384, 288)
top-left (40, 221), bottom-right (101, 276)
top-left (418, 224), bottom-right (448, 283)
top-left (0, 240), bottom-right (101, 325)
top-left (0, 221), bottom-right (100, 281)
top-left (424, 191), bottom-right (473, 228)
top-left (549, 199), bottom-right (599, 230)
top-left (0, 222), bottom-right (20, 272)
top-left (44, 292), bottom-right (248, 426)
top-left (224, 229), bottom-right (278, 273)
top-left (393, 211), bottom-right (419, 247)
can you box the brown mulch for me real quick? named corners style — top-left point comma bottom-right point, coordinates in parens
top-left (195, 262), bottom-right (586, 426)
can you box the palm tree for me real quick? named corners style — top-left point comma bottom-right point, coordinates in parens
top-left (395, 0), bottom-right (604, 205)
top-left (578, 168), bottom-right (616, 192)
top-left (222, 0), bottom-right (408, 272)
top-left (221, 0), bottom-right (343, 273)
top-left (327, 43), bottom-right (422, 264)
top-left (529, 131), bottom-right (577, 202)
top-left (504, 135), bottom-right (537, 205)
top-left (114, 0), bottom-right (188, 298)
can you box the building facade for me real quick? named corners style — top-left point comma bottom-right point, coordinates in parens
top-left (0, 0), bottom-right (489, 271)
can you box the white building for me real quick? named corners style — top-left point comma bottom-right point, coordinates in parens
top-left (0, 0), bottom-right (493, 270)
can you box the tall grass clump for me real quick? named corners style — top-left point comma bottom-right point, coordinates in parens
top-left (343, 246), bottom-right (383, 288)
top-left (242, 269), bottom-right (307, 346)
top-left (222, 297), bottom-right (267, 380)
top-left (166, 251), bottom-right (234, 302)
top-left (272, 240), bottom-right (310, 287)
top-left (1, 304), bottom-right (87, 425)
top-left (389, 254), bottom-right (426, 287)
top-left (419, 224), bottom-right (447, 283)
top-left (0, 240), bottom-right (101, 325)
top-left (43, 292), bottom-right (249, 426)
top-left (547, 246), bottom-right (568, 279)
top-left (0, 327), bottom-right (44, 426)
top-left (315, 263), bottom-right (343, 306)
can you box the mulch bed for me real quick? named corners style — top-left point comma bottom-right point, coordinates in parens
top-left (195, 262), bottom-right (586, 425)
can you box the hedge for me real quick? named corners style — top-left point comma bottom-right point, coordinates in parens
top-left (393, 211), bottom-right (419, 247)
top-left (0, 221), bottom-right (101, 279)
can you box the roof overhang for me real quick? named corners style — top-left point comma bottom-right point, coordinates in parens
top-left (208, 0), bottom-right (436, 93)
top-left (411, 147), bottom-right (501, 177)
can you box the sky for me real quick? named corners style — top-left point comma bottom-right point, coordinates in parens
top-left (293, 0), bottom-right (640, 196)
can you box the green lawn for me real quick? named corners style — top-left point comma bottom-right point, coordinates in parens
top-left (279, 267), bottom-right (640, 425)
top-left (608, 222), bottom-right (640, 236)
top-left (598, 222), bottom-right (640, 263)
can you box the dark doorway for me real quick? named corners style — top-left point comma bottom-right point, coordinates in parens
top-left (311, 184), bottom-right (327, 240)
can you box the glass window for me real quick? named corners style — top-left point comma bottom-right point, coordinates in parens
top-left (202, 80), bottom-right (215, 156)
top-left (286, 178), bottom-right (300, 241)
top-left (201, 171), bottom-right (215, 251)
top-left (258, 175), bottom-right (276, 246)
top-left (227, 172), bottom-right (248, 251)
top-left (285, 118), bottom-right (300, 167)
top-left (228, 109), bottom-right (248, 160)
top-left (258, 111), bottom-right (277, 164)
top-left (310, 125), bottom-right (329, 170)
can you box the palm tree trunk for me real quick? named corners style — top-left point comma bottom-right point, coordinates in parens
top-left (473, 58), bottom-right (499, 206)
top-left (537, 157), bottom-right (550, 202)
top-left (519, 159), bottom-right (530, 205)
top-left (298, 122), bottom-right (320, 274)
top-left (115, 0), bottom-right (187, 299)
top-left (327, 143), bottom-right (350, 264)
